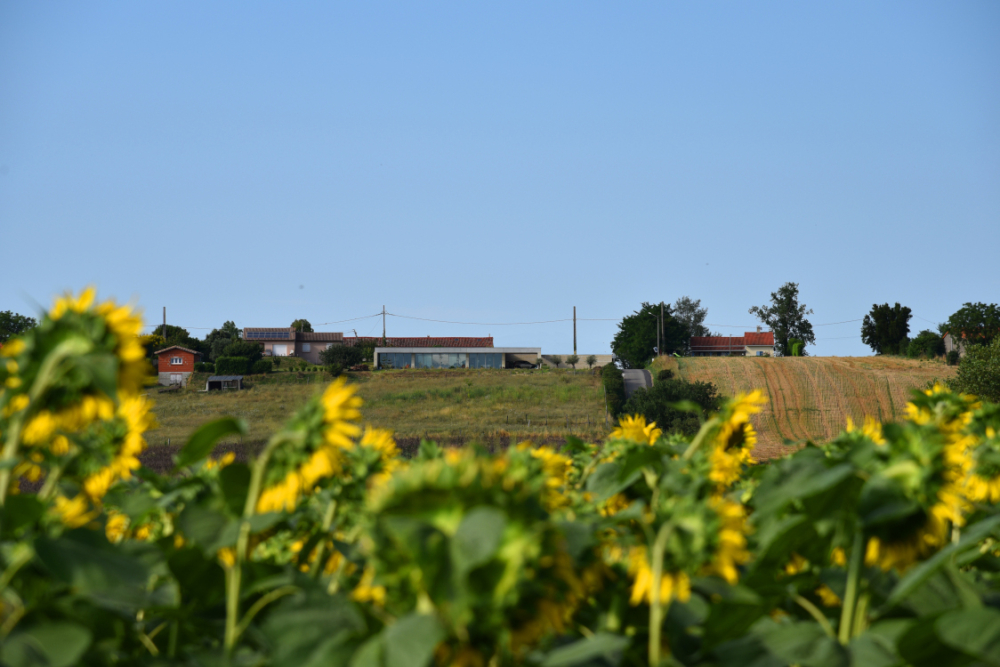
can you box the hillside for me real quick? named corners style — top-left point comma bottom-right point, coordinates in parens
top-left (148, 369), bottom-right (610, 453)
top-left (654, 355), bottom-right (956, 459)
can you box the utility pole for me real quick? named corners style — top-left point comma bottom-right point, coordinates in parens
top-left (573, 306), bottom-right (577, 356)
top-left (162, 307), bottom-right (166, 340)
top-left (382, 306), bottom-right (386, 345)
top-left (656, 305), bottom-right (661, 357)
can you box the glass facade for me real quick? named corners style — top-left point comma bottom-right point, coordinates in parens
top-left (469, 353), bottom-right (503, 369)
top-left (379, 351), bottom-right (508, 369)
top-left (414, 353), bottom-right (467, 369)
top-left (379, 353), bottom-right (412, 369)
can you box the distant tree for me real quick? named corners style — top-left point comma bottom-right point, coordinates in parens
top-left (586, 355), bottom-right (597, 369)
top-left (601, 364), bottom-right (627, 418)
top-left (156, 324), bottom-right (206, 356)
top-left (0, 310), bottom-right (37, 344)
top-left (138, 334), bottom-right (166, 359)
top-left (222, 339), bottom-right (263, 363)
top-left (549, 355), bottom-right (562, 368)
top-left (944, 303), bottom-right (1000, 349)
top-left (291, 319), bottom-right (314, 333)
top-left (673, 297), bottom-right (710, 348)
top-left (621, 377), bottom-right (722, 437)
top-left (321, 345), bottom-right (364, 369)
top-left (950, 337), bottom-right (1000, 403)
top-left (907, 330), bottom-right (946, 359)
top-left (565, 354), bottom-right (580, 369)
top-left (205, 321), bottom-right (242, 361)
top-left (611, 302), bottom-right (687, 369)
top-left (861, 303), bottom-right (912, 355)
top-left (748, 283), bottom-right (815, 357)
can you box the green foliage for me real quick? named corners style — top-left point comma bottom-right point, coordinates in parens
top-left (950, 337), bottom-right (1000, 403)
top-left (222, 339), bottom-right (264, 363)
top-left (321, 344), bottom-right (365, 369)
top-left (657, 369), bottom-right (674, 382)
top-left (138, 333), bottom-right (166, 358)
top-left (861, 302), bottom-right (912, 355)
top-left (550, 355), bottom-right (563, 368)
top-left (908, 329), bottom-right (946, 359)
top-left (945, 302), bottom-right (1000, 348)
top-left (789, 337), bottom-right (804, 356)
top-left (0, 310), bottom-right (37, 343)
top-left (601, 363), bottom-right (626, 417)
top-left (565, 354), bottom-right (580, 369)
top-left (620, 376), bottom-right (721, 436)
top-left (586, 355), bottom-right (597, 369)
top-left (673, 296), bottom-right (710, 345)
top-left (611, 302), bottom-right (687, 369)
top-left (948, 350), bottom-right (960, 366)
top-left (9, 288), bottom-right (1000, 667)
top-left (215, 356), bottom-right (251, 375)
top-left (748, 282), bottom-right (816, 357)
top-left (194, 361), bottom-right (215, 372)
top-left (252, 359), bottom-right (272, 375)
top-left (290, 318), bottom-right (313, 333)
top-left (204, 321), bottom-right (242, 361)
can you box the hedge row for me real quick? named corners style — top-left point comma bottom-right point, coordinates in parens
top-left (601, 363), bottom-right (626, 418)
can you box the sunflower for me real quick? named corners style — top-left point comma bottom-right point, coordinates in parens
top-left (610, 414), bottom-right (663, 445)
top-left (257, 378), bottom-right (363, 513)
top-left (708, 390), bottom-right (766, 489)
top-left (705, 496), bottom-right (751, 584)
top-left (845, 416), bottom-right (885, 444)
top-left (627, 544), bottom-right (692, 606)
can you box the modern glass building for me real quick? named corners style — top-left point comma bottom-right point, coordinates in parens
top-left (374, 347), bottom-right (540, 370)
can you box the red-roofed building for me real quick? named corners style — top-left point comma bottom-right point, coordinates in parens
top-left (690, 330), bottom-right (775, 357)
top-left (155, 345), bottom-right (203, 385)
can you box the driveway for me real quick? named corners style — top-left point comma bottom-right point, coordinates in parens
top-left (622, 369), bottom-right (652, 399)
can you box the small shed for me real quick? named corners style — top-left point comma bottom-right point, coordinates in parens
top-left (206, 375), bottom-right (244, 391)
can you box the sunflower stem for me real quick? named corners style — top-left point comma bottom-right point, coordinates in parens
top-left (649, 521), bottom-right (675, 667)
top-left (838, 529), bottom-right (864, 645)
top-left (681, 417), bottom-right (718, 461)
top-left (224, 432), bottom-right (290, 658)
top-left (310, 498), bottom-right (338, 579)
top-left (793, 594), bottom-right (836, 638)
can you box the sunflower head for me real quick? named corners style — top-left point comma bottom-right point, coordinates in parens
top-left (610, 415), bottom-right (663, 445)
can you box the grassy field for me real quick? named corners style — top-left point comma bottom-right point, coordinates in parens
top-left (654, 355), bottom-right (956, 459)
top-left (147, 368), bottom-right (611, 453)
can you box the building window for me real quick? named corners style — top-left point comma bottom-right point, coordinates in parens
top-left (302, 343), bottom-right (311, 352)
top-left (380, 353), bottom-right (412, 369)
top-left (469, 353), bottom-right (502, 369)
top-left (757, 351), bottom-right (763, 356)
top-left (171, 356), bottom-right (183, 365)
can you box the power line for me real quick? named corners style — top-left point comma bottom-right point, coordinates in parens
top-left (314, 313), bottom-right (383, 326)
top-left (387, 312), bottom-right (575, 326)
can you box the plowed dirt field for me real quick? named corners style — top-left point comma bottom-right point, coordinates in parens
top-left (654, 356), bottom-right (956, 459)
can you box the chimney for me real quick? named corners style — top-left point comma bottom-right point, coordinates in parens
top-left (757, 326), bottom-right (761, 333)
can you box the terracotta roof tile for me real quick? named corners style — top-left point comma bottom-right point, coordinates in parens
top-left (344, 336), bottom-right (494, 348)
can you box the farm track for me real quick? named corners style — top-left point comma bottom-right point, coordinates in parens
top-left (656, 356), bottom-right (954, 460)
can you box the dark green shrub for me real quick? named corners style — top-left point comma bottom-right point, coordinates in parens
top-left (601, 364), bottom-right (626, 418)
top-left (947, 350), bottom-right (960, 366)
top-left (657, 369), bottom-right (674, 382)
top-left (273, 357), bottom-right (281, 367)
top-left (621, 377), bottom-right (722, 437)
top-left (251, 359), bottom-right (272, 375)
top-left (215, 356), bottom-right (251, 375)
top-left (327, 362), bottom-right (345, 377)
top-left (321, 345), bottom-right (365, 368)
top-left (907, 330), bottom-right (946, 359)
top-left (950, 338), bottom-right (1000, 402)
top-left (194, 361), bottom-right (215, 373)
top-left (221, 340), bottom-right (263, 363)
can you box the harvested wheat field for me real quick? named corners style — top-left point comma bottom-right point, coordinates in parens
top-left (654, 356), bottom-right (956, 460)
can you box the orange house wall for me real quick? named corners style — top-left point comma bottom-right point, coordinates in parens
top-left (158, 351), bottom-right (197, 372)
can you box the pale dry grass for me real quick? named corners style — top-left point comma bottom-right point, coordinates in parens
top-left (653, 356), bottom-right (956, 459)
top-left (146, 369), bottom-right (611, 449)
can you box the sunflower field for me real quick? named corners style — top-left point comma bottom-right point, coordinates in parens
top-left (3, 290), bottom-right (1000, 667)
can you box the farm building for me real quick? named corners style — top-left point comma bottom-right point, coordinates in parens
top-left (689, 330), bottom-right (775, 357)
top-left (375, 347), bottom-right (540, 369)
top-left (155, 345), bottom-right (202, 386)
top-left (206, 375), bottom-right (244, 391)
top-left (244, 328), bottom-right (345, 365)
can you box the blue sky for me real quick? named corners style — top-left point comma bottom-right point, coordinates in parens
top-left (1, 2), bottom-right (997, 355)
